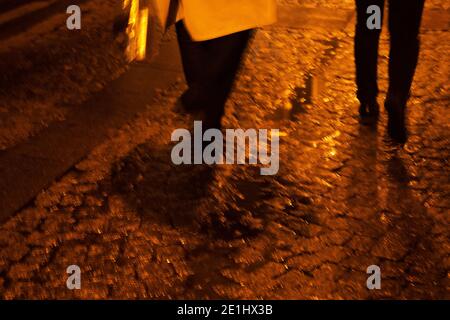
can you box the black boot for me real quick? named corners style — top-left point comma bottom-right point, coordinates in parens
top-left (359, 100), bottom-right (380, 124)
top-left (385, 95), bottom-right (408, 144)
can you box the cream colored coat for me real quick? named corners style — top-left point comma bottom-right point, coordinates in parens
top-left (150, 0), bottom-right (277, 41)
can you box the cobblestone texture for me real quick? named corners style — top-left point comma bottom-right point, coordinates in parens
top-left (0, 2), bottom-right (448, 299)
top-left (0, 0), bottom-right (127, 150)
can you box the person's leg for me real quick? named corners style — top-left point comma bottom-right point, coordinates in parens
top-left (385, 0), bottom-right (425, 143)
top-left (200, 29), bottom-right (253, 128)
top-left (175, 22), bottom-right (252, 126)
top-left (354, 0), bottom-right (385, 109)
top-left (387, 0), bottom-right (425, 104)
top-left (175, 21), bottom-right (209, 111)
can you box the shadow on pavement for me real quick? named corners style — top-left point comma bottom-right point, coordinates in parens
top-left (109, 141), bottom-right (215, 231)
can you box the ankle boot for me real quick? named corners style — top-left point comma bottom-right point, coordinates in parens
top-left (359, 100), bottom-right (380, 124)
top-left (385, 95), bottom-right (408, 144)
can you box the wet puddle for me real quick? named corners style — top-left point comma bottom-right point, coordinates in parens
top-left (270, 38), bottom-right (340, 121)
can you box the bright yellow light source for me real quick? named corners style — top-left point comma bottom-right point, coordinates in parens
top-left (124, 0), bottom-right (149, 62)
top-left (129, 0), bottom-right (138, 27)
top-left (137, 8), bottom-right (149, 61)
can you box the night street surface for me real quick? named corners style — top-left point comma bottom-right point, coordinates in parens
top-left (0, 0), bottom-right (449, 299)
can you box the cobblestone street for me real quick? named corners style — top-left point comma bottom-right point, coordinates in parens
top-left (0, 1), bottom-right (449, 299)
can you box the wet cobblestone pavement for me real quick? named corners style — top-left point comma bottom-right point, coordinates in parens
top-left (0, 2), bottom-right (449, 299)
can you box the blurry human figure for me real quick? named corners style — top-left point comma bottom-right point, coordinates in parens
top-left (170, 0), bottom-right (277, 129)
top-left (116, 0), bottom-right (276, 129)
top-left (355, 0), bottom-right (425, 143)
top-left (113, 0), bottom-right (275, 129)
top-left (175, 20), bottom-right (252, 130)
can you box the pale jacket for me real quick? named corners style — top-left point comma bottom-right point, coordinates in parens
top-left (150, 0), bottom-right (277, 41)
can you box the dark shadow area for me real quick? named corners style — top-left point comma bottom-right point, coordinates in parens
top-left (105, 124), bottom-right (274, 239)
top-left (0, 0), bottom-right (43, 14)
top-left (383, 152), bottom-right (447, 299)
top-left (0, 0), bottom-right (89, 41)
top-left (108, 141), bottom-right (215, 231)
top-left (104, 137), bottom-right (281, 298)
top-left (342, 118), bottom-right (446, 298)
top-left (338, 122), bottom-right (394, 298)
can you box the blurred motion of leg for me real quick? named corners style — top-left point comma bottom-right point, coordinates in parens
top-left (385, 0), bottom-right (425, 144)
top-left (200, 28), bottom-right (253, 129)
top-left (354, 0), bottom-right (384, 121)
top-left (175, 21), bottom-right (208, 113)
top-left (176, 21), bottom-right (253, 129)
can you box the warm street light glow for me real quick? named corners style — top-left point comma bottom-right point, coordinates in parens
top-left (137, 8), bottom-right (149, 61)
top-left (124, 0), bottom-right (149, 61)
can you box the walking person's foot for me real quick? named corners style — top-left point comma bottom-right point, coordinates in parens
top-left (359, 101), bottom-right (380, 125)
top-left (174, 89), bottom-right (206, 115)
top-left (385, 97), bottom-right (408, 144)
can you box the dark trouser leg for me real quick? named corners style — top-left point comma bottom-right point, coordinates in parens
top-left (202, 29), bottom-right (253, 125)
top-left (387, 0), bottom-right (425, 104)
top-left (176, 21), bottom-right (207, 107)
top-left (354, 0), bottom-right (385, 104)
top-left (175, 21), bottom-right (252, 127)
top-left (384, 0), bottom-right (424, 144)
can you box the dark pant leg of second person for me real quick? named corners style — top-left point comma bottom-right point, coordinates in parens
top-left (354, 0), bottom-right (385, 105)
top-left (387, 0), bottom-right (425, 104)
top-left (176, 21), bottom-right (252, 128)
